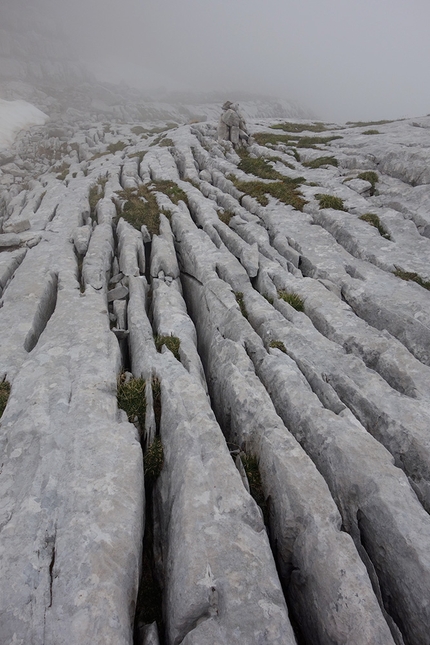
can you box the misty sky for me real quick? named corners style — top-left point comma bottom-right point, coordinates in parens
top-left (50, 0), bottom-right (430, 121)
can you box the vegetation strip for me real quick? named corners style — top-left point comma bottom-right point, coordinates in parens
top-left (316, 193), bottom-right (345, 210)
top-left (359, 213), bottom-right (391, 239)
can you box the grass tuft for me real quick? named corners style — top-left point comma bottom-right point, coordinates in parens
top-left (0, 381), bottom-right (11, 418)
top-left (316, 194), bottom-right (345, 210)
top-left (218, 210), bottom-right (234, 226)
top-left (89, 176), bottom-right (108, 217)
top-left (359, 213), bottom-right (391, 239)
top-left (235, 292), bottom-right (249, 319)
top-left (362, 129), bottom-right (380, 135)
top-left (269, 340), bottom-right (287, 353)
top-left (117, 374), bottom-right (146, 432)
top-left (358, 171), bottom-right (378, 195)
top-left (278, 290), bottom-right (305, 311)
top-left (154, 335), bottom-right (181, 361)
top-left (241, 454), bottom-right (268, 523)
top-left (144, 436), bottom-right (164, 484)
top-left (393, 269), bottom-right (430, 290)
top-left (304, 156), bottom-right (338, 169)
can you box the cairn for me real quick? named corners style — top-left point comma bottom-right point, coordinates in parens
top-left (217, 100), bottom-right (250, 147)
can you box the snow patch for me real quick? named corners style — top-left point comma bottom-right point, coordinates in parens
top-left (0, 99), bottom-right (48, 150)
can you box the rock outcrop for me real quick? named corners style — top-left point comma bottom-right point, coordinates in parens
top-left (1, 103), bottom-right (430, 645)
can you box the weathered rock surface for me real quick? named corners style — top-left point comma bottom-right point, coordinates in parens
top-left (1, 103), bottom-right (430, 645)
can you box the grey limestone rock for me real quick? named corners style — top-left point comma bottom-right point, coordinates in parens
top-left (72, 224), bottom-right (92, 255)
top-left (152, 354), bottom-right (297, 645)
top-left (117, 217), bottom-right (145, 277)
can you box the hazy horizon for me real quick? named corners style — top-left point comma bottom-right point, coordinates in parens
top-left (6, 0), bottom-right (430, 122)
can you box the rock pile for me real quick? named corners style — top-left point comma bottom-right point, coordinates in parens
top-left (217, 100), bottom-right (250, 147)
top-left (0, 107), bottom-right (430, 645)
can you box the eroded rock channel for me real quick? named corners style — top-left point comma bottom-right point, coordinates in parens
top-left (1, 108), bottom-right (430, 645)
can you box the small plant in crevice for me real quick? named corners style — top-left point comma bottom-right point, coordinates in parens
top-left (241, 454), bottom-right (268, 524)
top-left (263, 294), bottom-right (274, 305)
top-left (235, 292), bottom-right (249, 319)
top-left (154, 334), bottom-right (181, 361)
top-left (144, 436), bottom-right (164, 485)
top-left (359, 213), bottom-right (391, 239)
top-left (358, 171), bottom-right (379, 195)
top-left (0, 380), bottom-right (11, 418)
top-left (269, 340), bottom-right (287, 353)
top-left (218, 210), bottom-right (234, 226)
top-left (117, 373), bottom-right (146, 433)
top-left (362, 129), bottom-right (380, 135)
top-left (56, 162), bottom-right (70, 181)
top-left (135, 377), bottom-right (164, 639)
top-left (278, 290), bottom-right (305, 312)
top-left (304, 156), bottom-right (338, 169)
top-left (151, 377), bottom-right (162, 431)
top-left (89, 176), bottom-right (108, 216)
top-left (393, 269), bottom-right (430, 291)
top-left (316, 193), bottom-right (345, 211)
